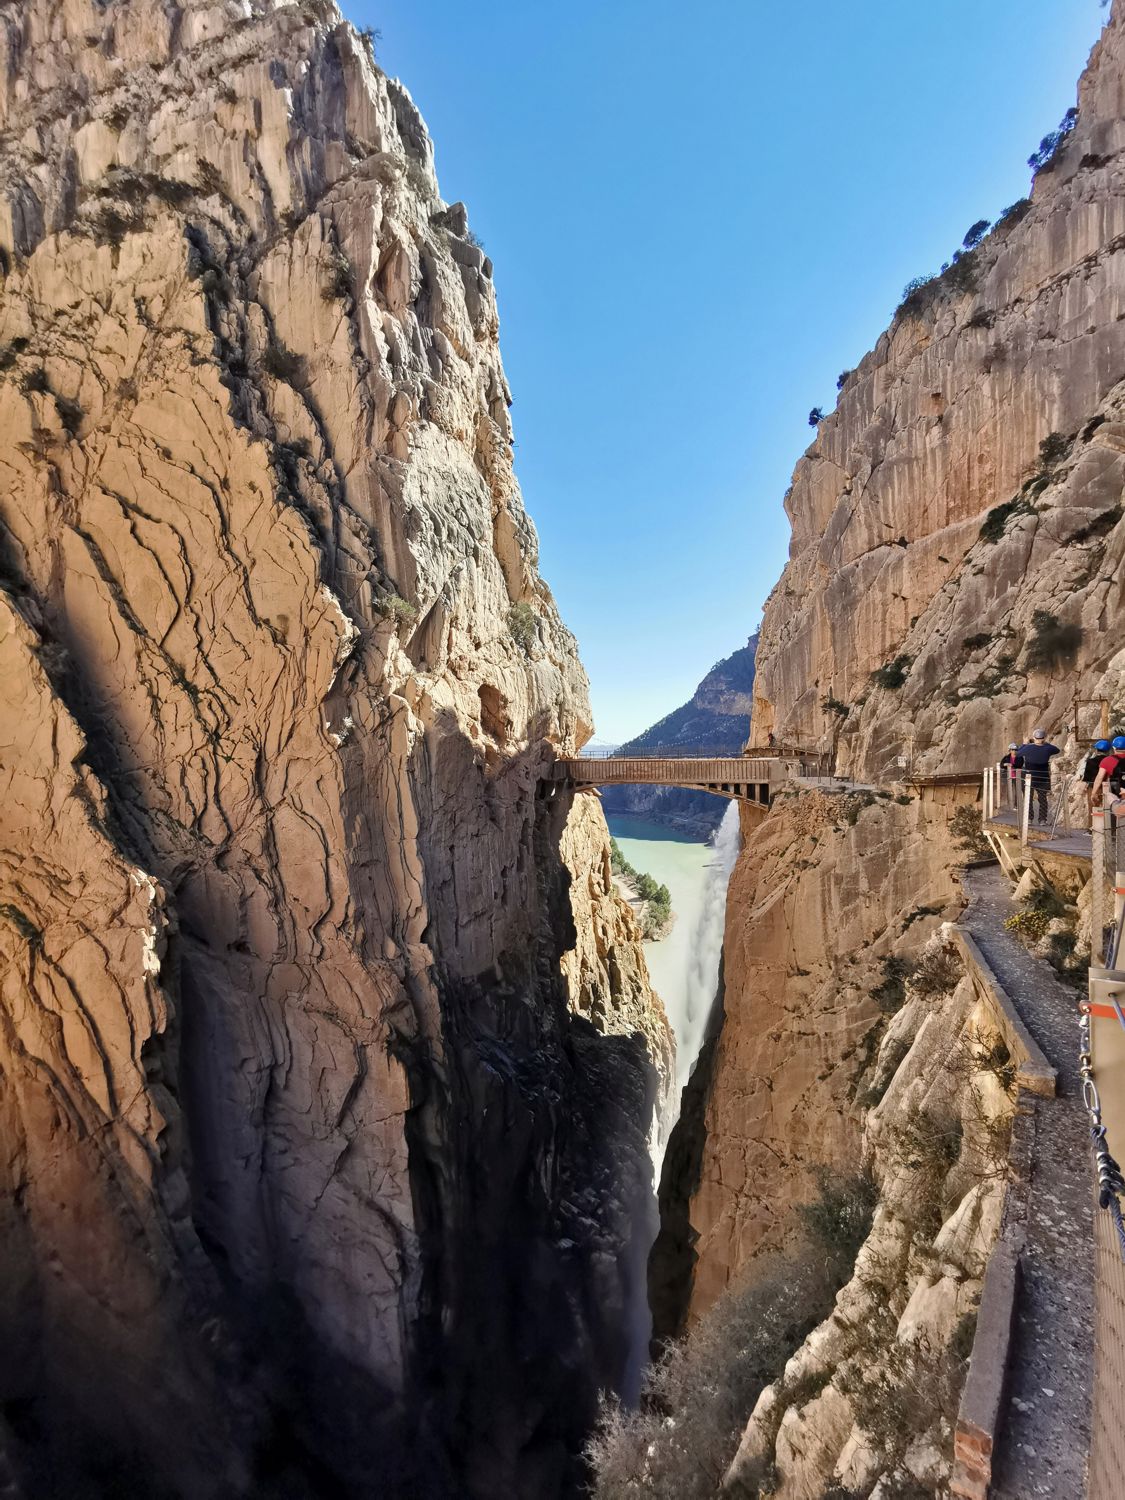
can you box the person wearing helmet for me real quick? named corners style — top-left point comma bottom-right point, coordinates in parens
top-left (998, 742), bottom-right (1023, 810)
top-left (1090, 735), bottom-right (1125, 821)
top-left (1085, 739), bottom-right (1112, 819)
top-left (1015, 728), bottom-right (1060, 823)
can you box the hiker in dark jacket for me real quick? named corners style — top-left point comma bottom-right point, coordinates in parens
top-left (1016, 728), bottom-right (1060, 824)
top-left (998, 743), bottom-right (1023, 809)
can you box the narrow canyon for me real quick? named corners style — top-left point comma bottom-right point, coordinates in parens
top-left (3, 2), bottom-right (1125, 1499)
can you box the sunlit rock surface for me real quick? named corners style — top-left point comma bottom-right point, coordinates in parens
top-left (0, 3), bottom-right (667, 1494)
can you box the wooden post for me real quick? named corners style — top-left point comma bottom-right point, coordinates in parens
top-left (1021, 772), bottom-right (1031, 849)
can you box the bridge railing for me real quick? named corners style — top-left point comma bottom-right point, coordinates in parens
top-left (561, 755), bottom-right (785, 787)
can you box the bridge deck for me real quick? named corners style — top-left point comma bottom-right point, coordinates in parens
top-left (555, 754), bottom-right (796, 802)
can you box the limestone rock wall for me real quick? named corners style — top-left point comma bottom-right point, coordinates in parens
top-left (0, 3), bottom-right (667, 1495)
top-left (723, 948), bottom-right (1014, 1497)
top-left (753, 3), bottom-right (1125, 779)
top-left (669, 1), bottom-right (1125, 1338)
top-left (673, 794), bottom-right (964, 1323)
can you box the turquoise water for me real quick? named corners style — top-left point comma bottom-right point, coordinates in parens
top-left (608, 805), bottom-right (740, 1120)
top-left (607, 815), bottom-right (712, 1049)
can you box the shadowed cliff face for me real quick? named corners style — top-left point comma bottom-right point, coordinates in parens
top-left (0, 3), bottom-right (668, 1495)
top-left (753, 3), bottom-right (1125, 779)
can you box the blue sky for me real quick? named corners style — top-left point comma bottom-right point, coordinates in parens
top-left (349, 0), bottom-right (1108, 743)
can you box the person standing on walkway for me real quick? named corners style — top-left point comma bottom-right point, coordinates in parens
top-left (1084, 739), bottom-right (1111, 820)
top-left (998, 742), bottom-right (1023, 809)
top-left (1016, 728), bottom-right (1060, 824)
top-left (1090, 735), bottom-right (1125, 822)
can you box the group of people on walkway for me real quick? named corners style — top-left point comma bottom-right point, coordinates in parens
top-left (998, 729), bottom-right (1125, 825)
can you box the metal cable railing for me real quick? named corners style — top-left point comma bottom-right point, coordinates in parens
top-left (1081, 791), bottom-right (1125, 1500)
top-left (981, 763), bottom-right (1125, 1495)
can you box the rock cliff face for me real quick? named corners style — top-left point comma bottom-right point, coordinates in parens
top-left (754, 5), bottom-right (1125, 777)
top-left (0, 3), bottom-right (667, 1495)
top-left (601, 637), bottom-right (756, 836)
top-left (665, 0), bottom-right (1125, 1469)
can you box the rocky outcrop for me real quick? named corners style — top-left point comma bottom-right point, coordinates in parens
top-left (723, 943), bottom-right (1014, 1496)
top-left (753, 5), bottom-right (1125, 778)
top-left (671, 793), bottom-right (964, 1324)
top-left (601, 637), bottom-right (756, 836)
top-left (0, 3), bottom-right (667, 1495)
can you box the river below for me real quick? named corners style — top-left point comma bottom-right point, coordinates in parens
top-left (607, 804), bottom-right (741, 1162)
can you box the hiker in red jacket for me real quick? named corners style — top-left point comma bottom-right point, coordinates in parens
top-left (1090, 735), bottom-right (1125, 821)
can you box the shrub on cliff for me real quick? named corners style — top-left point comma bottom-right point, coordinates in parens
top-left (978, 495), bottom-right (1032, 544)
top-left (798, 1169), bottom-right (878, 1285)
top-left (869, 655), bottom-right (912, 691)
top-left (508, 601), bottom-right (537, 652)
top-left (377, 593), bottom-right (417, 626)
top-left (1028, 106), bottom-right (1078, 174)
top-left (587, 1251), bottom-right (837, 1499)
top-left (949, 804), bottom-right (991, 861)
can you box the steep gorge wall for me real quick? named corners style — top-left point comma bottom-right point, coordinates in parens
top-left (671, 0), bottom-right (1125, 1412)
top-left (755, 4), bottom-right (1125, 777)
top-left (0, 3), bottom-right (667, 1495)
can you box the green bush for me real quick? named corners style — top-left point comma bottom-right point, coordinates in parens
top-left (1038, 431), bottom-right (1072, 470)
top-left (320, 246), bottom-right (352, 302)
top-left (962, 219), bottom-right (991, 250)
top-left (998, 198), bottom-right (1031, 227)
top-left (378, 593), bottom-right (417, 626)
top-left (808, 406), bottom-right (824, 426)
top-left (507, 601), bottom-right (537, 652)
top-left (836, 370), bottom-right (852, 391)
top-left (872, 955), bottom-right (917, 1014)
top-left (1028, 107), bottom-right (1077, 174)
top-left (609, 839), bottom-right (671, 937)
top-left (1025, 608), bottom-right (1083, 673)
top-left (822, 693), bottom-right (849, 717)
top-left (797, 1169), bottom-right (879, 1285)
top-left (898, 274), bottom-right (939, 319)
top-left (870, 655), bottom-right (912, 691)
top-left (1071, 504), bottom-right (1122, 544)
top-left (950, 804), bottom-right (990, 859)
top-left (979, 496), bottom-right (1032, 543)
top-left (909, 946), bottom-right (962, 997)
top-left (963, 632), bottom-right (993, 651)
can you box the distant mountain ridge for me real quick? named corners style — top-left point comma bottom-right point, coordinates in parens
top-left (601, 637), bottom-right (757, 835)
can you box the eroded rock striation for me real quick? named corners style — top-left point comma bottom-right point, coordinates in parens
top-left (654, 3), bottom-right (1125, 1490)
top-left (754, 5), bottom-right (1125, 777)
top-left (0, 3), bottom-right (668, 1495)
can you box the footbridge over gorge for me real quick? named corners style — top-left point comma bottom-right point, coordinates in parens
top-left (551, 747), bottom-right (829, 806)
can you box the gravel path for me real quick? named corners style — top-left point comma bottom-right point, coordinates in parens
top-left (964, 865), bottom-right (1095, 1500)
